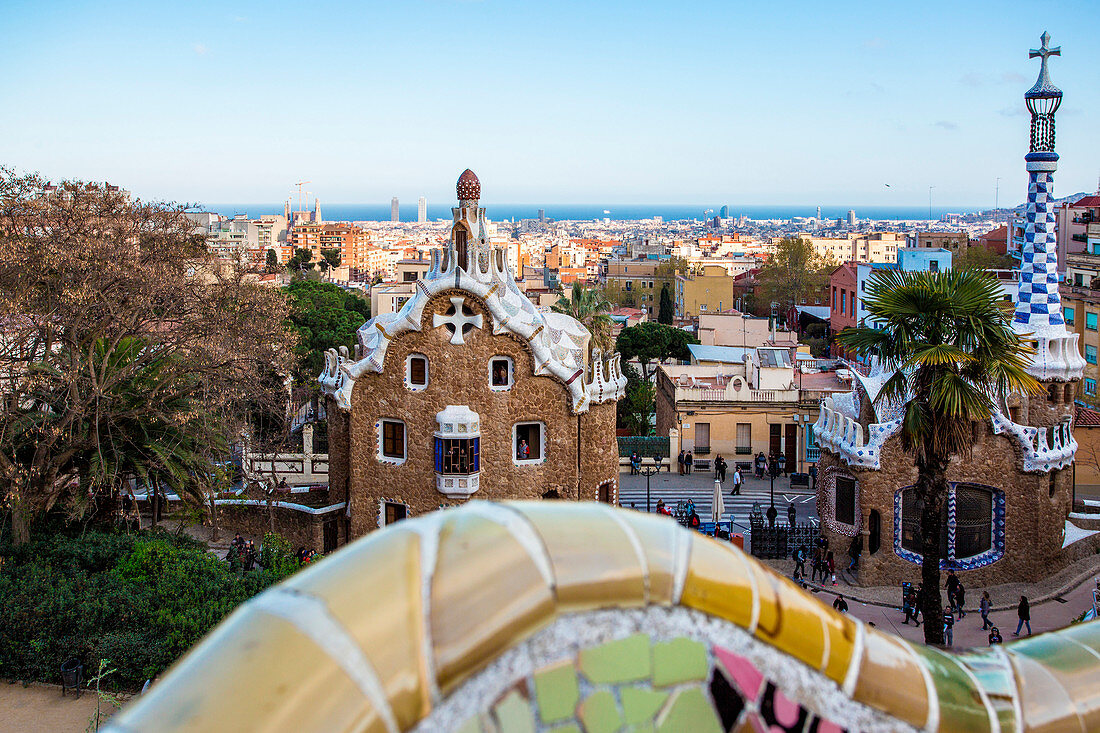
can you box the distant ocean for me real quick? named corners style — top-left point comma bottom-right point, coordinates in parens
top-left (203, 203), bottom-right (982, 223)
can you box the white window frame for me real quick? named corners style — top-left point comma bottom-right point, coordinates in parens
top-left (488, 356), bottom-right (514, 391)
top-left (378, 418), bottom-right (407, 464)
top-left (378, 499), bottom-right (410, 527)
top-left (513, 421), bottom-right (546, 466)
top-left (406, 353), bottom-right (429, 391)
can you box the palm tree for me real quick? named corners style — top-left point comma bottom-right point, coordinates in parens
top-left (552, 282), bottom-right (613, 353)
top-left (837, 269), bottom-right (1038, 645)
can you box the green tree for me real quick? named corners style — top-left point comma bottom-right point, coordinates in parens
top-left (552, 282), bottom-right (613, 353)
top-left (953, 244), bottom-right (1017, 271)
top-left (757, 237), bottom-right (834, 309)
top-left (616, 363), bottom-right (655, 435)
top-left (264, 248), bottom-right (279, 274)
top-left (285, 281), bottom-right (370, 385)
top-left (615, 321), bottom-right (699, 382)
top-left (658, 283), bottom-right (674, 324)
top-left (286, 247), bottom-right (314, 276)
top-left (837, 269), bottom-right (1038, 644)
top-left (320, 248), bottom-right (342, 270)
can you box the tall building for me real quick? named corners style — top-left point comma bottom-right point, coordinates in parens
top-left (847, 209), bottom-right (856, 226)
top-left (538, 208), bottom-right (546, 223)
top-left (417, 196), bottom-right (427, 223)
top-left (816, 205), bottom-right (822, 220)
top-left (812, 33), bottom-right (1086, 586)
top-left (391, 196), bottom-right (399, 222)
top-left (719, 205), bottom-right (730, 218)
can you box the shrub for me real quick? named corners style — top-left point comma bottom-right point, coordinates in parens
top-left (0, 528), bottom-right (287, 690)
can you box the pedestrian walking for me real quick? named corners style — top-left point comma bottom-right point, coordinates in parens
top-left (832, 594), bottom-right (848, 613)
top-left (980, 591), bottom-right (993, 630)
top-left (945, 569), bottom-right (960, 612)
top-left (685, 452), bottom-right (693, 475)
top-left (913, 583), bottom-right (924, 625)
top-left (809, 463), bottom-right (818, 490)
top-left (943, 606), bottom-right (955, 647)
top-left (677, 450), bottom-right (685, 476)
top-left (787, 503), bottom-right (796, 528)
top-left (630, 451), bottom-right (640, 475)
top-left (1014, 596), bottom-right (1032, 636)
top-left (826, 551), bottom-right (836, 585)
top-left (731, 467), bottom-right (743, 495)
top-left (716, 455), bottom-right (727, 482)
top-left (902, 586), bottom-right (920, 625)
top-left (847, 533), bottom-right (862, 573)
top-left (755, 452), bottom-right (766, 479)
top-left (793, 544), bottom-right (807, 578)
top-left (955, 583), bottom-right (966, 618)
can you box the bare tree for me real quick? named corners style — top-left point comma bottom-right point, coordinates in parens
top-left (0, 170), bottom-right (295, 544)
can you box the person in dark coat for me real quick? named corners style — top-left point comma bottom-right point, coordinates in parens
top-left (787, 503), bottom-right (797, 528)
top-left (1014, 596), bottom-right (1032, 636)
top-left (847, 533), bottom-right (862, 573)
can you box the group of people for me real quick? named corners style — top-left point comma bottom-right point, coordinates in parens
top-left (296, 547), bottom-right (319, 565)
top-left (226, 533), bottom-right (258, 572)
top-left (901, 571), bottom-right (1030, 646)
top-left (676, 450), bottom-right (695, 475)
top-left (791, 537), bottom-right (837, 586)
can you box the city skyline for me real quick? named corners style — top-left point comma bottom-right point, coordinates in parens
top-left (1, 1), bottom-right (1097, 206)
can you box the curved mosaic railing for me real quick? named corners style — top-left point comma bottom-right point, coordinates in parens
top-left (813, 396), bottom-right (902, 470)
top-left (990, 408), bottom-right (1077, 472)
top-left (107, 502), bottom-right (1100, 732)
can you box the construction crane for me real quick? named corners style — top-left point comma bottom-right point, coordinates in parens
top-left (295, 181), bottom-right (311, 212)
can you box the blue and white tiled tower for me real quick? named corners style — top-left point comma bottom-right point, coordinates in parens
top-left (1012, 32), bottom-right (1086, 382)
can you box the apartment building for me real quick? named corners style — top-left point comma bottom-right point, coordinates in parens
top-left (674, 266), bottom-right (737, 318)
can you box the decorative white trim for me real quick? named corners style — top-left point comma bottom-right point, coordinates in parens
top-left (405, 353), bottom-right (429, 391)
top-left (377, 418), bottom-right (407, 465)
top-left (213, 499), bottom-right (346, 515)
top-left (378, 498), bottom-right (411, 527)
top-left (488, 355), bottom-right (514, 391)
top-left (512, 421), bottom-right (546, 465)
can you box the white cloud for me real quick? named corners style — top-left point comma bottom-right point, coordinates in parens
top-left (193, 43), bottom-right (208, 55)
top-left (933, 120), bottom-right (958, 130)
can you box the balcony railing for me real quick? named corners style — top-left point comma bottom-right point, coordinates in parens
top-left (806, 446), bottom-right (821, 462)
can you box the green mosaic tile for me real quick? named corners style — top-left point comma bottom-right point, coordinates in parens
top-left (493, 689), bottom-right (535, 733)
top-left (578, 632), bottom-right (652, 684)
top-left (655, 687), bottom-right (723, 733)
top-left (534, 660), bottom-right (580, 723)
top-left (548, 726), bottom-right (582, 733)
top-left (621, 687), bottom-right (669, 725)
top-left (455, 714), bottom-right (482, 733)
top-left (578, 690), bottom-right (623, 733)
top-left (652, 637), bottom-right (709, 687)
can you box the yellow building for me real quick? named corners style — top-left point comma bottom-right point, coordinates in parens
top-left (674, 265), bottom-right (736, 318)
top-left (604, 258), bottom-right (662, 315)
top-left (654, 349), bottom-right (848, 472)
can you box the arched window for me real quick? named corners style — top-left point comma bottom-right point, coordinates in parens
top-left (895, 483), bottom-right (1003, 569)
top-left (1048, 384), bottom-right (1060, 403)
top-left (1064, 383), bottom-right (1075, 402)
top-left (868, 509), bottom-right (881, 555)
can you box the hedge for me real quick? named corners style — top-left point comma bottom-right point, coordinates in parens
top-left (0, 528), bottom-right (294, 690)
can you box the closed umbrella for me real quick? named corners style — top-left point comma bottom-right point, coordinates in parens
top-left (712, 479), bottom-right (725, 523)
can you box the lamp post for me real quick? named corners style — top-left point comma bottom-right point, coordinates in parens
top-left (766, 454), bottom-right (782, 527)
top-left (640, 455), bottom-right (663, 514)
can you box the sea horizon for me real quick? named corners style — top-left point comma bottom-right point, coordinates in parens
top-left (200, 202), bottom-right (991, 224)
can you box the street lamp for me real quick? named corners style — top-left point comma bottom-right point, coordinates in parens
top-left (640, 454), bottom-right (663, 514)
top-left (766, 454), bottom-right (783, 527)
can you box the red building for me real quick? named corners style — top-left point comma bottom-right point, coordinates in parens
top-left (828, 263), bottom-right (858, 359)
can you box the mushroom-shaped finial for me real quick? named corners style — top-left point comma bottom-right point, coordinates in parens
top-left (456, 169), bottom-right (480, 204)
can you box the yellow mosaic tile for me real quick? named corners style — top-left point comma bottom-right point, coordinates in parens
top-left (679, 533), bottom-right (754, 629)
top-left (430, 511), bottom-right (556, 692)
top-left (284, 525), bottom-right (428, 730)
top-left (117, 610), bottom-right (381, 733)
top-left (851, 627), bottom-right (930, 730)
top-left (614, 510), bottom-right (685, 604)
top-left (758, 576), bottom-right (828, 673)
top-left (511, 502), bottom-right (646, 611)
top-left (819, 602), bottom-right (858, 684)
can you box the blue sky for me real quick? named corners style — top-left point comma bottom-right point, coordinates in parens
top-left (2, 0), bottom-right (1097, 207)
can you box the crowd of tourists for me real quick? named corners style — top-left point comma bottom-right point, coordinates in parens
top-left (898, 570), bottom-right (1027, 646)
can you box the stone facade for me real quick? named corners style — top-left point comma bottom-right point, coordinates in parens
top-left (322, 170), bottom-right (624, 541)
top-left (333, 289), bottom-right (619, 537)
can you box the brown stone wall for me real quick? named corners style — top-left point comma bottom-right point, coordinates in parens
top-left (326, 397), bottom-right (350, 506)
top-left (343, 290), bottom-right (619, 536)
top-left (215, 504), bottom-right (337, 552)
top-left (821, 420), bottom-right (1075, 587)
top-left (1027, 387), bottom-right (1076, 429)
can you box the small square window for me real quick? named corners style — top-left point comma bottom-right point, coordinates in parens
top-left (514, 422), bottom-right (544, 463)
top-left (490, 357), bottom-right (514, 390)
top-left (407, 354), bottom-right (428, 389)
top-left (1087, 345), bottom-right (1097, 365)
top-left (380, 419), bottom-right (406, 461)
top-left (1086, 378), bottom-right (1097, 396)
top-left (1088, 313), bottom-right (1098, 331)
top-left (382, 501), bottom-right (407, 526)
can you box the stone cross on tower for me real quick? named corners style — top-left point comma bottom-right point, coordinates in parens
top-left (433, 296), bottom-right (483, 345)
top-left (1029, 31), bottom-right (1060, 67)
